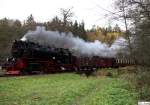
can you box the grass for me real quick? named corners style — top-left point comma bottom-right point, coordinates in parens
top-left (0, 73), bottom-right (138, 105)
top-left (79, 78), bottom-right (138, 105)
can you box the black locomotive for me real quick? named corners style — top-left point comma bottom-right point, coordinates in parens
top-left (2, 40), bottom-right (133, 75)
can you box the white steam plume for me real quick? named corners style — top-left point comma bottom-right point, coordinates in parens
top-left (21, 26), bottom-right (127, 57)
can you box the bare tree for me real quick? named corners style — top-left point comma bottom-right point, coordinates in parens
top-left (114, 0), bottom-right (135, 62)
top-left (60, 7), bottom-right (74, 32)
top-left (115, 0), bottom-right (150, 66)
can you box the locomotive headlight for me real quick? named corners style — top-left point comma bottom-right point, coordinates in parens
top-left (61, 67), bottom-right (65, 70)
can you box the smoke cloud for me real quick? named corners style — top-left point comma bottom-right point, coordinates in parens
top-left (21, 26), bottom-right (127, 57)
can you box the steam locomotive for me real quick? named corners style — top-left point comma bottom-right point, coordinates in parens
top-left (2, 40), bottom-right (133, 75)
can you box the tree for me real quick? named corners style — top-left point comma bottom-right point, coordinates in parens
top-left (78, 21), bottom-right (87, 40)
top-left (114, 0), bottom-right (136, 63)
top-left (113, 24), bottom-right (121, 32)
top-left (24, 14), bottom-right (36, 30)
top-left (72, 20), bottom-right (79, 36)
top-left (45, 16), bottom-right (63, 31)
top-left (60, 8), bottom-right (74, 32)
top-left (107, 24), bottom-right (112, 32)
top-left (0, 18), bottom-right (23, 58)
top-left (115, 0), bottom-right (150, 65)
top-left (14, 20), bottom-right (22, 28)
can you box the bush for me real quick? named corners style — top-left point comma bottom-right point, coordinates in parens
top-left (136, 69), bottom-right (150, 101)
top-left (139, 85), bottom-right (150, 101)
top-left (119, 67), bottom-right (150, 101)
top-left (96, 68), bottom-right (118, 77)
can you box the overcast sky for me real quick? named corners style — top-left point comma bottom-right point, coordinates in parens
top-left (0, 0), bottom-right (124, 29)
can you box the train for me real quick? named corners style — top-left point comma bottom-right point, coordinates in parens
top-left (2, 40), bottom-right (134, 75)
